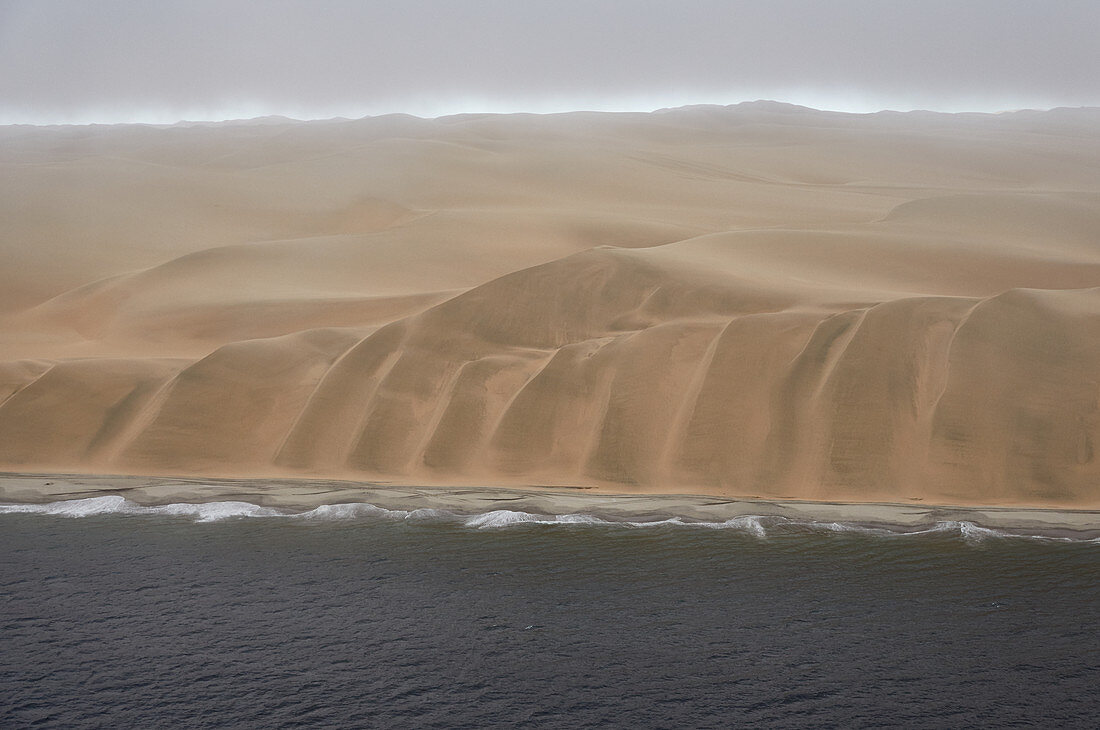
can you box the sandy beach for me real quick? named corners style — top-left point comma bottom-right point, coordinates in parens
top-left (3, 472), bottom-right (1098, 538)
top-left (3, 103), bottom-right (1100, 510)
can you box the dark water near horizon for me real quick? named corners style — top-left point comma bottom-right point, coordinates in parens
top-left (2, 500), bottom-right (1099, 728)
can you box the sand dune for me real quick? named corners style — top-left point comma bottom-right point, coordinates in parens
top-left (2, 103), bottom-right (1100, 507)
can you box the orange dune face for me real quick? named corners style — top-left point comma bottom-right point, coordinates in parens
top-left (2, 103), bottom-right (1100, 507)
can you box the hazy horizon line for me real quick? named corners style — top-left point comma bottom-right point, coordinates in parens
top-left (4, 98), bottom-right (1097, 129)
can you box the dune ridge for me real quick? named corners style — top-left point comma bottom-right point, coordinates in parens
top-left (2, 103), bottom-right (1100, 507)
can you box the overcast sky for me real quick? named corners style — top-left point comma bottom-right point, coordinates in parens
top-left (2, 0), bottom-right (1098, 124)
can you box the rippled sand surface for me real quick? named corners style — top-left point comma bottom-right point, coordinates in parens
top-left (3, 103), bottom-right (1100, 507)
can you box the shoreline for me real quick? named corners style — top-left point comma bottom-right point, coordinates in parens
top-left (2, 471), bottom-right (1099, 538)
top-left (5, 108), bottom-right (1100, 515)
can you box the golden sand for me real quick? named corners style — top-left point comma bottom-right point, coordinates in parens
top-left (2, 103), bottom-right (1099, 508)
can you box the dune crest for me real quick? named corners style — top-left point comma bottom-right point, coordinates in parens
top-left (2, 105), bottom-right (1100, 507)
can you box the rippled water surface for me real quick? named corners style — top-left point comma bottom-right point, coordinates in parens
top-left (2, 499), bottom-right (1099, 728)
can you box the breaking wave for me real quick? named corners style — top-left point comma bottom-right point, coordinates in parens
top-left (2, 496), bottom-right (1097, 542)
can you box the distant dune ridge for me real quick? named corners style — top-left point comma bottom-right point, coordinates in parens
top-left (2, 102), bottom-right (1100, 507)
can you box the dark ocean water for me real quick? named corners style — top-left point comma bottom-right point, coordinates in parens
top-left (2, 498), bottom-right (1099, 729)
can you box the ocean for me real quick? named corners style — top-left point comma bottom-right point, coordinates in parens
top-left (2, 497), bottom-right (1098, 728)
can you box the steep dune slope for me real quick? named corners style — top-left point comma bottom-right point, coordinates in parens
top-left (2, 104), bottom-right (1100, 506)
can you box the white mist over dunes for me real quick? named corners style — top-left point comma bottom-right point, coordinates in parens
top-left (3, 1), bottom-right (1099, 126)
top-left (2, 103), bottom-right (1100, 507)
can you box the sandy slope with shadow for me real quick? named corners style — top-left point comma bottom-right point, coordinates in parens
top-left (2, 103), bottom-right (1100, 508)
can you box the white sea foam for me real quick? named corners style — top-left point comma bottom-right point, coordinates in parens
top-left (929, 520), bottom-right (1001, 542)
top-left (1, 497), bottom-right (1097, 541)
top-left (458, 510), bottom-right (770, 533)
top-left (464, 509), bottom-right (541, 528)
top-left (0, 496), bottom-right (283, 522)
top-left (793, 519), bottom-right (1006, 540)
top-left (0, 495), bottom-right (132, 517)
top-left (463, 509), bottom-right (622, 528)
top-left (711, 516), bottom-right (768, 537)
top-left (296, 502), bottom-right (408, 521)
top-left (149, 501), bottom-right (284, 522)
